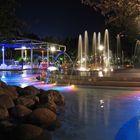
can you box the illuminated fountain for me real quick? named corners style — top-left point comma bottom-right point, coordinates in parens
top-left (84, 30), bottom-right (88, 69)
top-left (0, 47), bottom-right (7, 69)
top-left (77, 31), bottom-right (89, 71)
top-left (77, 29), bottom-right (112, 72)
top-left (116, 34), bottom-right (122, 67)
top-left (133, 40), bottom-right (140, 64)
top-left (103, 29), bottom-right (110, 70)
top-left (92, 32), bottom-right (97, 66)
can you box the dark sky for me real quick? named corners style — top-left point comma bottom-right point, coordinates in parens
top-left (17, 0), bottom-right (105, 39)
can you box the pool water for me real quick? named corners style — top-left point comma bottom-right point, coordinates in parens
top-left (52, 88), bottom-right (140, 140)
top-left (0, 70), bottom-right (140, 140)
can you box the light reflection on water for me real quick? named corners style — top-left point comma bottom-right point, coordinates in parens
top-left (53, 89), bottom-right (140, 140)
top-left (1, 70), bottom-right (140, 140)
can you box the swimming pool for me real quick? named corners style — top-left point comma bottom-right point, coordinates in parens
top-left (0, 70), bottom-right (140, 140)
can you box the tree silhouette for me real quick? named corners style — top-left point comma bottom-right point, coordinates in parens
top-left (0, 0), bottom-right (24, 39)
top-left (82, 0), bottom-right (140, 57)
top-left (82, 0), bottom-right (140, 35)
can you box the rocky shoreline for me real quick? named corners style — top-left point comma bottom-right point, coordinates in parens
top-left (0, 80), bottom-right (65, 140)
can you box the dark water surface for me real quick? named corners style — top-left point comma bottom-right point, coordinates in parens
top-left (0, 70), bottom-right (140, 140)
top-left (53, 88), bottom-right (140, 140)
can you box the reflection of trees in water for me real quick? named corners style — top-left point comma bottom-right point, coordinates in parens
top-left (134, 40), bottom-right (140, 63)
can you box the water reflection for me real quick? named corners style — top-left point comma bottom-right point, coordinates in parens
top-left (53, 88), bottom-right (140, 140)
top-left (0, 71), bottom-right (140, 140)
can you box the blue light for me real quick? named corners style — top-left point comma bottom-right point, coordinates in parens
top-left (2, 47), bottom-right (4, 52)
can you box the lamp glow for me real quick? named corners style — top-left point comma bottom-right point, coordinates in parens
top-left (99, 45), bottom-right (104, 51)
top-left (50, 46), bottom-right (56, 52)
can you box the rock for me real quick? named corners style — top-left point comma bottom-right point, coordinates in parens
top-left (47, 90), bottom-right (65, 106)
top-left (0, 121), bottom-right (15, 140)
top-left (47, 100), bottom-right (57, 113)
top-left (0, 94), bottom-right (15, 109)
top-left (0, 106), bottom-right (9, 120)
top-left (16, 86), bottom-right (40, 96)
top-left (23, 86), bottom-right (40, 95)
top-left (15, 97), bottom-right (35, 108)
top-left (39, 89), bottom-right (49, 104)
top-left (29, 108), bottom-right (57, 128)
top-left (0, 86), bottom-right (18, 100)
top-left (5, 86), bottom-right (18, 100)
top-left (0, 120), bottom-right (15, 132)
top-left (0, 80), bottom-right (7, 88)
top-left (0, 87), bottom-right (5, 94)
top-left (15, 86), bottom-right (24, 96)
top-left (11, 105), bottom-right (32, 118)
top-left (39, 89), bottom-right (64, 106)
top-left (37, 101), bottom-right (57, 114)
top-left (23, 95), bottom-right (39, 103)
top-left (47, 118), bottom-right (61, 131)
top-left (13, 124), bottom-right (44, 140)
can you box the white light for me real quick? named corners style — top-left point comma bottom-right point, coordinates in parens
top-left (78, 67), bottom-right (89, 71)
top-left (99, 45), bottom-right (104, 51)
top-left (111, 68), bottom-right (114, 72)
top-left (82, 58), bottom-right (86, 62)
top-left (100, 99), bottom-right (104, 104)
top-left (103, 68), bottom-right (108, 72)
top-left (71, 85), bottom-right (75, 88)
top-left (101, 105), bottom-right (104, 108)
top-left (1, 75), bottom-right (5, 79)
top-left (20, 83), bottom-right (28, 88)
top-left (47, 66), bottom-right (58, 71)
top-left (98, 71), bottom-right (103, 77)
top-left (50, 46), bottom-right (56, 52)
top-left (2, 47), bottom-right (4, 52)
top-left (22, 46), bottom-right (26, 50)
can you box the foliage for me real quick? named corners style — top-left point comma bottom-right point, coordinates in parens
top-left (0, 0), bottom-right (24, 39)
top-left (82, 0), bottom-right (140, 57)
top-left (63, 37), bottom-right (78, 61)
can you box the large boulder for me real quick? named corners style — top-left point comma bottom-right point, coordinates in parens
top-left (29, 108), bottom-right (56, 128)
top-left (15, 86), bottom-right (24, 96)
top-left (16, 86), bottom-right (40, 96)
top-left (37, 101), bottom-right (57, 114)
top-left (39, 89), bottom-right (64, 106)
top-left (0, 80), bottom-right (7, 88)
top-left (12, 124), bottom-right (52, 140)
top-left (0, 86), bottom-right (18, 100)
top-left (39, 89), bottom-right (49, 104)
top-left (23, 86), bottom-right (40, 95)
top-left (0, 94), bottom-right (15, 109)
top-left (23, 95), bottom-right (39, 103)
top-left (47, 90), bottom-right (65, 106)
top-left (15, 97), bottom-right (35, 108)
top-left (0, 121), bottom-right (15, 140)
top-left (11, 105), bottom-right (32, 118)
top-left (5, 86), bottom-right (18, 100)
top-left (0, 106), bottom-right (9, 120)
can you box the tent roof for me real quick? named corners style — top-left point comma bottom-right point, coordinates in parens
top-left (0, 39), bottom-right (66, 49)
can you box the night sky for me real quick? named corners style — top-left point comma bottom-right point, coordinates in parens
top-left (17, 0), bottom-right (105, 39)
